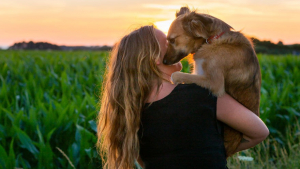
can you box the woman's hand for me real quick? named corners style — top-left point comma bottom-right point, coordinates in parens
top-left (217, 94), bottom-right (269, 152)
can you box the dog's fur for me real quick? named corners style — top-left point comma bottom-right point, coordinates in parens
top-left (163, 7), bottom-right (261, 157)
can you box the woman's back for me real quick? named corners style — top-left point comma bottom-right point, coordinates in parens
top-left (138, 84), bottom-right (227, 169)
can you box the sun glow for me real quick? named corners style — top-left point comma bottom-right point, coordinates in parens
top-left (154, 20), bottom-right (174, 35)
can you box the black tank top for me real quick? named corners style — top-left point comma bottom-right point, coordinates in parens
top-left (138, 84), bottom-right (227, 169)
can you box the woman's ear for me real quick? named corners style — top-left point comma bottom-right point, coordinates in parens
top-left (155, 58), bottom-right (161, 65)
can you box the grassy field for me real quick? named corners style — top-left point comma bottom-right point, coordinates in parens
top-left (0, 50), bottom-right (299, 168)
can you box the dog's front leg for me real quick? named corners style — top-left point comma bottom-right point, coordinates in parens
top-left (171, 71), bottom-right (225, 96)
top-left (171, 72), bottom-right (200, 84)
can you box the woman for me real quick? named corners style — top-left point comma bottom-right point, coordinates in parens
top-left (97, 25), bottom-right (269, 169)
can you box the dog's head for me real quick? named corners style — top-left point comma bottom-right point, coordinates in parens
top-left (163, 7), bottom-right (214, 65)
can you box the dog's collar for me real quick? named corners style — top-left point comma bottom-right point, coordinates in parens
top-left (206, 31), bottom-right (225, 44)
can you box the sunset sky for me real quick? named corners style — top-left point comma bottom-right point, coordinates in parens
top-left (1, 0), bottom-right (300, 48)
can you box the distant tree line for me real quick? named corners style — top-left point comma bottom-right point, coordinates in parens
top-left (8, 41), bottom-right (112, 51)
top-left (9, 41), bottom-right (61, 50)
top-left (251, 38), bottom-right (300, 55)
top-left (7, 40), bottom-right (300, 55)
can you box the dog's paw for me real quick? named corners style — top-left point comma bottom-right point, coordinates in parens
top-left (211, 87), bottom-right (225, 97)
top-left (171, 71), bottom-right (183, 84)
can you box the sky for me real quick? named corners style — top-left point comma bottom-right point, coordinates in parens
top-left (1, 0), bottom-right (300, 48)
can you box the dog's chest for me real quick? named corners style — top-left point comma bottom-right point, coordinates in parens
top-left (194, 58), bottom-right (205, 75)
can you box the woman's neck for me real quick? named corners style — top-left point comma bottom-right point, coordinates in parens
top-left (161, 71), bottom-right (173, 82)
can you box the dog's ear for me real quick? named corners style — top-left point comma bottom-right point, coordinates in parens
top-left (182, 12), bottom-right (213, 39)
top-left (176, 7), bottom-right (190, 17)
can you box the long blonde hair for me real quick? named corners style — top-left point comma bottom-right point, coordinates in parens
top-left (97, 25), bottom-right (162, 169)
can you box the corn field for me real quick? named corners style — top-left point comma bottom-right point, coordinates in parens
top-left (0, 50), bottom-right (299, 168)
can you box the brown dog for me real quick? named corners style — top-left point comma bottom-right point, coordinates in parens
top-left (163, 7), bottom-right (261, 157)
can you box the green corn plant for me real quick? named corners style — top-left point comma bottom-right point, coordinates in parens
top-left (0, 50), bottom-right (299, 168)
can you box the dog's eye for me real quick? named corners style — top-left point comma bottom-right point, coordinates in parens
top-left (169, 39), bottom-right (175, 44)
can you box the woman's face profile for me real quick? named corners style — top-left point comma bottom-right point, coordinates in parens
top-left (154, 29), bottom-right (168, 59)
top-left (154, 29), bottom-right (182, 75)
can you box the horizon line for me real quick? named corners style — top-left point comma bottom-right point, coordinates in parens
top-left (2, 38), bottom-right (300, 50)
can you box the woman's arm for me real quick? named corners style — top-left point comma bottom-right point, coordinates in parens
top-left (137, 156), bottom-right (145, 169)
top-left (217, 94), bottom-right (269, 153)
